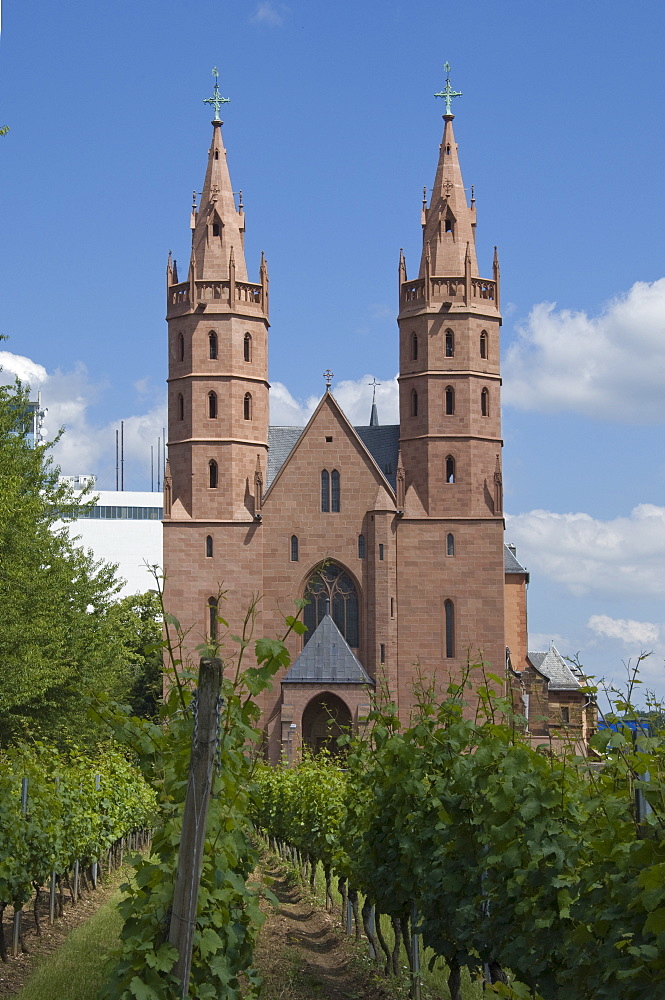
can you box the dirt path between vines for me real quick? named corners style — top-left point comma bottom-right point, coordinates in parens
top-left (254, 861), bottom-right (396, 1000)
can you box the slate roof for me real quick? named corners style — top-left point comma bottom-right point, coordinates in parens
top-left (528, 647), bottom-right (581, 690)
top-left (504, 544), bottom-right (529, 579)
top-left (267, 423), bottom-right (400, 490)
top-left (283, 614), bottom-right (374, 685)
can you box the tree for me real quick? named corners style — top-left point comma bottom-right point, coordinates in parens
top-left (0, 378), bottom-right (139, 745)
top-left (108, 590), bottom-right (163, 719)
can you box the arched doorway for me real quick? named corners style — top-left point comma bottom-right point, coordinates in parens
top-left (301, 693), bottom-right (352, 756)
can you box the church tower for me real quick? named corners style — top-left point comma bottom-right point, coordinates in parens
top-left (163, 74), bottom-right (269, 644)
top-left (395, 67), bottom-right (506, 694)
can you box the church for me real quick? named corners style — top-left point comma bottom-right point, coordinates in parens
top-left (162, 72), bottom-right (593, 760)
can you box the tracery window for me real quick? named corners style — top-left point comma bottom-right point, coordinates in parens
top-left (303, 563), bottom-right (359, 648)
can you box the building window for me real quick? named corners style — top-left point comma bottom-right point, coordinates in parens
top-left (206, 535), bottom-right (213, 558)
top-left (445, 386), bottom-right (455, 415)
top-left (411, 332), bottom-right (418, 360)
top-left (444, 599), bottom-right (455, 658)
top-left (331, 470), bottom-right (340, 512)
top-left (177, 333), bottom-right (184, 362)
top-left (177, 393), bottom-right (184, 421)
top-left (358, 534), bottom-right (365, 558)
top-left (291, 535), bottom-right (299, 561)
top-left (208, 391), bottom-right (217, 419)
top-left (209, 460), bottom-right (218, 489)
top-left (244, 333), bottom-right (252, 362)
top-left (380, 643), bottom-right (385, 663)
top-left (445, 330), bottom-right (454, 357)
top-left (303, 563), bottom-right (359, 648)
top-left (209, 331), bottom-right (218, 359)
top-left (444, 218), bottom-right (453, 234)
top-left (480, 330), bottom-right (488, 359)
top-left (208, 597), bottom-right (218, 640)
top-left (447, 533), bottom-right (455, 556)
top-left (411, 389), bottom-right (418, 417)
top-left (321, 470), bottom-right (330, 512)
top-left (379, 543), bottom-right (384, 561)
top-left (212, 222), bottom-right (220, 237)
top-left (390, 597), bottom-right (395, 618)
top-left (446, 455), bottom-right (456, 483)
top-left (561, 706), bottom-right (570, 724)
top-left (243, 393), bottom-right (252, 420)
top-left (481, 388), bottom-right (489, 417)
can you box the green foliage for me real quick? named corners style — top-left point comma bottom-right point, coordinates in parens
top-left (256, 667), bottom-right (665, 998)
top-left (96, 592), bottom-right (296, 1000)
top-left (0, 744), bottom-right (154, 908)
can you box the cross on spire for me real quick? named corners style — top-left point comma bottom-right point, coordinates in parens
top-left (434, 62), bottom-right (462, 116)
top-left (203, 67), bottom-right (230, 122)
top-left (368, 377), bottom-right (381, 403)
top-left (323, 369), bottom-right (334, 389)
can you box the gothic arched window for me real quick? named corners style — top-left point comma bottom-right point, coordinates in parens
top-left (208, 597), bottom-right (218, 640)
top-left (321, 470), bottom-right (330, 512)
top-left (481, 388), bottom-right (489, 417)
top-left (480, 330), bottom-right (488, 359)
top-left (446, 455), bottom-right (456, 484)
top-left (177, 333), bottom-right (184, 362)
top-left (209, 460), bottom-right (218, 489)
top-left (445, 386), bottom-right (455, 415)
top-left (206, 535), bottom-right (213, 558)
top-left (444, 599), bottom-right (455, 658)
top-left (212, 223), bottom-right (220, 237)
top-left (244, 333), bottom-right (252, 362)
top-left (208, 391), bottom-right (217, 419)
top-left (358, 534), bottom-right (365, 559)
top-left (291, 535), bottom-right (299, 562)
top-left (177, 393), bottom-right (184, 421)
top-left (411, 332), bottom-right (418, 361)
top-left (209, 331), bottom-right (218, 360)
top-left (303, 563), bottom-right (359, 648)
top-left (447, 533), bottom-right (455, 556)
top-left (445, 329), bottom-right (455, 358)
top-left (331, 470), bottom-right (340, 512)
top-left (243, 393), bottom-right (252, 421)
top-left (411, 389), bottom-right (418, 417)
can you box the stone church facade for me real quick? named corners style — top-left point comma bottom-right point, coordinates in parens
top-left (163, 87), bottom-right (593, 760)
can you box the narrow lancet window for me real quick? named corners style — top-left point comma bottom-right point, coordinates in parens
top-left (208, 597), bottom-right (218, 640)
top-left (331, 470), bottom-right (340, 512)
top-left (411, 390), bottom-right (418, 417)
top-left (177, 333), bottom-right (184, 362)
top-left (481, 388), bottom-right (489, 417)
top-left (244, 333), bottom-right (252, 362)
top-left (209, 460), bottom-right (218, 489)
top-left (445, 386), bottom-right (455, 415)
top-left (445, 330), bottom-right (454, 358)
top-left (411, 332), bottom-right (418, 360)
top-left (209, 331), bottom-right (218, 359)
top-left (480, 331), bottom-right (488, 359)
top-left (321, 470), bottom-right (330, 512)
top-left (208, 391), bottom-right (217, 419)
top-left (444, 600), bottom-right (455, 658)
top-left (206, 535), bottom-right (213, 558)
top-left (291, 535), bottom-right (299, 561)
top-left (177, 393), bottom-right (184, 421)
top-left (446, 456), bottom-right (456, 484)
top-left (447, 533), bottom-right (455, 556)
top-left (358, 534), bottom-right (365, 558)
top-left (243, 393), bottom-right (252, 420)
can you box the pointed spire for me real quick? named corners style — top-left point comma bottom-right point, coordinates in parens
top-left (399, 248), bottom-right (407, 284)
top-left (191, 110), bottom-right (248, 281)
top-left (419, 112), bottom-right (479, 278)
top-left (369, 378), bottom-right (380, 426)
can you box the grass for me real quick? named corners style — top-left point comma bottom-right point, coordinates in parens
top-left (13, 888), bottom-right (124, 1000)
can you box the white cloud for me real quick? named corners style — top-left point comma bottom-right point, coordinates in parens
top-left (269, 374), bottom-right (399, 427)
top-left (250, 2), bottom-right (286, 26)
top-left (0, 350), bottom-right (48, 387)
top-left (587, 614), bottom-right (660, 647)
top-left (506, 504), bottom-right (665, 598)
top-left (504, 277), bottom-right (665, 423)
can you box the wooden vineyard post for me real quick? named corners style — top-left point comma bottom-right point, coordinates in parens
top-left (92, 774), bottom-right (101, 888)
top-left (168, 657), bottom-right (223, 999)
top-left (12, 778), bottom-right (29, 956)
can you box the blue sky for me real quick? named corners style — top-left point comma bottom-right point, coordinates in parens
top-left (1, 0), bottom-right (665, 700)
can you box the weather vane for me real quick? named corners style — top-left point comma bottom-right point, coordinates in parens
top-left (203, 67), bottom-right (230, 122)
top-left (434, 61), bottom-right (462, 116)
top-left (323, 369), bottom-right (334, 388)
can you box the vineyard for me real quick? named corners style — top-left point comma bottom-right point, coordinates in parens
top-left (254, 681), bottom-right (665, 1000)
top-left (0, 744), bottom-right (154, 961)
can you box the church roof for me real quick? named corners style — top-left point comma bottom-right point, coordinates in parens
top-left (282, 614), bottom-right (374, 685)
top-left (528, 647), bottom-right (582, 690)
top-left (504, 544), bottom-right (529, 579)
top-left (267, 423), bottom-right (400, 490)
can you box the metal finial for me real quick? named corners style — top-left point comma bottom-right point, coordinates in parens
top-left (368, 377), bottom-right (381, 404)
top-left (323, 369), bottom-right (334, 388)
top-left (434, 62), bottom-right (462, 116)
top-left (203, 66), bottom-right (230, 122)
top-left (238, 189), bottom-right (243, 209)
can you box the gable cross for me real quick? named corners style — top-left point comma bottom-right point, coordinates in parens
top-left (323, 369), bottom-right (334, 388)
top-left (203, 67), bottom-right (230, 122)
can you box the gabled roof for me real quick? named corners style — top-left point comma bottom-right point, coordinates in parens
top-left (282, 615), bottom-right (374, 685)
top-left (527, 646), bottom-right (581, 691)
top-left (265, 393), bottom-right (397, 499)
top-left (504, 544), bottom-right (529, 580)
